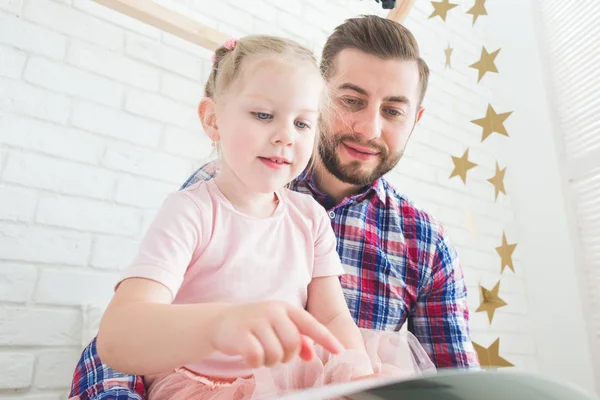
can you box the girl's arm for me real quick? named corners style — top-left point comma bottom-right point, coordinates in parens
top-left (307, 276), bottom-right (374, 378)
top-left (96, 277), bottom-right (232, 376)
top-left (98, 277), bottom-right (344, 376)
top-left (306, 276), bottom-right (366, 352)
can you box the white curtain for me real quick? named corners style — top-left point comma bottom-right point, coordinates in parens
top-left (535, 0), bottom-right (600, 369)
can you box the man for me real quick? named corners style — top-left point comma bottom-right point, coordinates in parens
top-left (70, 15), bottom-right (479, 400)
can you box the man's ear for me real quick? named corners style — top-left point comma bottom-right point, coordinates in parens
top-left (198, 97), bottom-right (220, 142)
top-left (415, 106), bottom-right (425, 124)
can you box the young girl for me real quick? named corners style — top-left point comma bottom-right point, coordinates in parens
top-left (96, 35), bottom-right (434, 400)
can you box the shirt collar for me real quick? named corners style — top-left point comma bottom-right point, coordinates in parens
top-left (294, 168), bottom-right (387, 207)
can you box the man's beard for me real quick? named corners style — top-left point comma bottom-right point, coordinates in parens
top-left (318, 133), bottom-right (403, 186)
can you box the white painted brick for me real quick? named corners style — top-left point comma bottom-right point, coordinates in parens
top-left (0, 223), bottom-right (90, 265)
top-left (396, 155), bottom-right (438, 184)
top-left (163, 126), bottom-right (213, 160)
top-left (0, 0), bottom-right (22, 15)
top-left (103, 141), bottom-right (194, 183)
top-left (403, 139), bottom-right (448, 169)
top-left (124, 88), bottom-right (197, 129)
top-left (160, 72), bottom-right (204, 106)
top-left (388, 173), bottom-right (422, 200)
top-left (0, 352), bottom-right (34, 389)
top-left (0, 113), bottom-right (104, 165)
top-left (192, 1), bottom-right (253, 33)
top-left (71, 101), bottom-right (161, 148)
top-left (261, 0), bottom-right (303, 16)
top-left (141, 208), bottom-right (159, 234)
top-left (471, 332), bottom-right (535, 356)
top-left (0, 12), bottom-right (66, 59)
top-left (0, 305), bottom-right (81, 346)
top-left (0, 184), bottom-right (37, 222)
top-left (24, 57), bottom-right (124, 107)
top-left (67, 40), bottom-right (161, 91)
top-left (228, 0), bottom-right (277, 24)
top-left (36, 195), bottom-right (142, 236)
top-left (498, 292), bottom-right (529, 315)
top-left (0, 262), bottom-right (37, 303)
top-left (125, 32), bottom-right (203, 81)
top-left (161, 31), bottom-right (215, 59)
top-left (216, 22), bottom-right (252, 44)
top-left (22, 0), bottom-right (124, 51)
top-left (81, 304), bottom-right (104, 347)
top-left (35, 268), bottom-right (117, 307)
top-left (34, 349), bottom-right (81, 389)
top-left (277, 11), bottom-right (309, 39)
top-left (302, 0), bottom-right (342, 18)
top-left (3, 152), bottom-right (115, 200)
top-left (466, 270), bottom-right (526, 297)
top-left (253, 19), bottom-right (285, 36)
top-left (73, 0), bottom-right (161, 39)
top-left (469, 307), bottom-right (532, 334)
top-left (0, 78), bottom-right (71, 124)
top-left (303, 4), bottom-right (338, 33)
top-left (0, 44), bottom-right (27, 79)
top-left (115, 174), bottom-right (174, 209)
top-left (457, 247), bottom-right (498, 271)
top-left (90, 235), bottom-right (139, 270)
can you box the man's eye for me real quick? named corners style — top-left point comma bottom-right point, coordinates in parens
top-left (385, 108), bottom-right (403, 117)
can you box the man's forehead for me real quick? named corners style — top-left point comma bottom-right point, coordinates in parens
top-left (328, 49), bottom-right (421, 99)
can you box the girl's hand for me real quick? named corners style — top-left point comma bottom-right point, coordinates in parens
top-left (211, 301), bottom-right (344, 368)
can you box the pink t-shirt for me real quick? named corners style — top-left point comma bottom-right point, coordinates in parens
top-left (118, 179), bottom-right (344, 377)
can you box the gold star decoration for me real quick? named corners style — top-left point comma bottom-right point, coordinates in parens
top-left (444, 44), bottom-right (453, 68)
top-left (476, 280), bottom-right (507, 324)
top-left (471, 104), bottom-right (512, 142)
top-left (469, 46), bottom-right (500, 83)
top-left (487, 162), bottom-right (507, 201)
top-left (496, 232), bottom-right (517, 273)
top-left (467, 0), bottom-right (488, 25)
top-left (473, 338), bottom-right (514, 368)
top-left (450, 148), bottom-right (478, 184)
top-left (429, 0), bottom-right (459, 21)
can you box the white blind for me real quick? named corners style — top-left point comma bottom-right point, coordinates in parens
top-left (536, 0), bottom-right (600, 362)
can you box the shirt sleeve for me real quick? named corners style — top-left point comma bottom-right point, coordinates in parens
top-left (411, 229), bottom-right (481, 369)
top-left (179, 161), bottom-right (217, 190)
top-left (117, 191), bottom-right (203, 300)
top-left (312, 206), bottom-right (345, 278)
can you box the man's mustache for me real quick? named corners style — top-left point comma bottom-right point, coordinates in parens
top-left (332, 134), bottom-right (389, 156)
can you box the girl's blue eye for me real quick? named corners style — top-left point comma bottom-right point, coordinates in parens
top-left (253, 112), bottom-right (272, 120)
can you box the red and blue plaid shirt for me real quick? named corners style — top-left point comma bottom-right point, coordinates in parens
top-left (70, 163), bottom-right (479, 399)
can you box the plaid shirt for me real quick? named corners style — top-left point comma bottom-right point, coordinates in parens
top-left (70, 163), bottom-right (479, 399)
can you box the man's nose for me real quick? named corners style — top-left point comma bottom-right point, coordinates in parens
top-left (352, 106), bottom-right (383, 141)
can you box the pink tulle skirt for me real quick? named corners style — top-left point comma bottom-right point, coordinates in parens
top-left (146, 328), bottom-right (436, 400)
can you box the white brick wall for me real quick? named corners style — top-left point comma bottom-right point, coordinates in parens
top-left (0, 0), bottom-right (540, 396)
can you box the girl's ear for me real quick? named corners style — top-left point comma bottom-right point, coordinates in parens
top-left (198, 97), bottom-right (220, 142)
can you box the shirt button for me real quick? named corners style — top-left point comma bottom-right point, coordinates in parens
top-left (328, 211), bottom-right (335, 219)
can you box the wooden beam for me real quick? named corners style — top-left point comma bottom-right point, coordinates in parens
top-left (91, 0), bottom-right (229, 50)
top-left (387, 0), bottom-right (416, 24)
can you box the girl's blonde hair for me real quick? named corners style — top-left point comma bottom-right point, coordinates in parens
top-left (204, 35), bottom-right (329, 172)
top-left (205, 35), bottom-right (318, 100)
